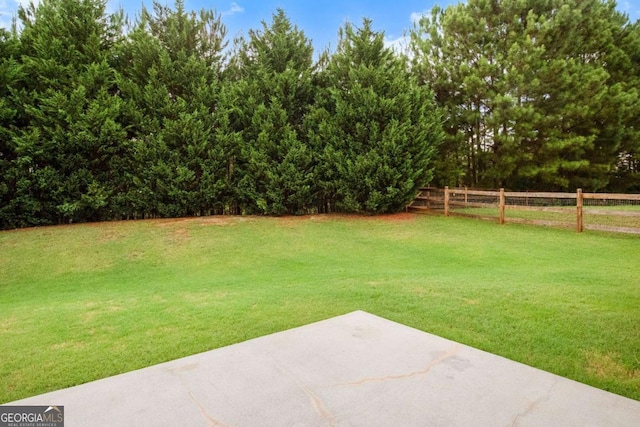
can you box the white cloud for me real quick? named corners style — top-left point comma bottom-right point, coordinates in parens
top-left (620, 1), bottom-right (640, 21)
top-left (384, 33), bottom-right (415, 60)
top-left (382, 10), bottom-right (431, 57)
top-left (410, 10), bottom-right (428, 25)
top-left (1, 0), bottom-right (40, 21)
top-left (0, 0), bottom-right (45, 31)
top-left (0, 16), bottom-right (11, 31)
top-left (222, 2), bottom-right (244, 17)
top-left (0, 0), bottom-right (13, 30)
top-left (384, 35), bottom-right (407, 53)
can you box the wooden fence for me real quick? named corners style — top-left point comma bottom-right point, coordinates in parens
top-left (407, 187), bottom-right (640, 234)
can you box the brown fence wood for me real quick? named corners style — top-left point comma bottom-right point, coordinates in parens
top-left (583, 193), bottom-right (640, 201)
top-left (451, 189), bottom-right (499, 197)
top-left (577, 188), bottom-right (583, 232)
top-left (504, 191), bottom-right (577, 198)
top-left (505, 205), bottom-right (571, 213)
top-left (407, 187), bottom-right (640, 234)
top-left (449, 201), bottom-right (498, 208)
top-left (444, 186), bottom-right (450, 217)
top-left (499, 188), bottom-right (506, 225)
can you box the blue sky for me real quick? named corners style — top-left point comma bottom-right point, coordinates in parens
top-left (154, 0), bottom-right (457, 53)
top-left (2, 0), bottom-right (640, 54)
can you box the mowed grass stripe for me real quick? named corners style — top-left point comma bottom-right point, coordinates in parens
top-left (0, 214), bottom-right (638, 403)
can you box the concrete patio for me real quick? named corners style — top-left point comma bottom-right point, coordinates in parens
top-left (10, 311), bottom-right (640, 426)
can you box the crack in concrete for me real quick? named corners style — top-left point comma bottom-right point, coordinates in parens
top-left (510, 377), bottom-right (559, 427)
top-left (188, 391), bottom-right (230, 427)
top-left (270, 357), bottom-right (336, 426)
top-left (294, 376), bottom-right (336, 426)
top-left (166, 365), bottom-right (230, 427)
top-left (331, 344), bottom-right (461, 387)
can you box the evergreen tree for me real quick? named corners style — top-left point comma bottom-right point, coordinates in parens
top-left (308, 19), bottom-right (442, 213)
top-left (0, 26), bottom-right (29, 228)
top-left (606, 19), bottom-right (640, 191)
top-left (526, 0), bottom-right (635, 191)
top-left (226, 9), bottom-right (315, 214)
top-left (411, 0), bottom-right (639, 191)
top-left (117, 0), bottom-right (228, 217)
top-left (13, 0), bottom-right (127, 224)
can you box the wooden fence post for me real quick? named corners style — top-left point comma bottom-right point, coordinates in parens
top-left (444, 186), bottom-right (450, 217)
top-left (499, 188), bottom-right (505, 225)
top-left (464, 186), bottom-right (468, 204)
top-left (577, 188), bottom-right (583, 232)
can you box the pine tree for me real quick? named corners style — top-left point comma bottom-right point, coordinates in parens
top-left (598, 16), bottom-right (640, 191)
top-left (524, 0), bottom-right (633, 191)
top-left (411, 0), bottom-right (639, 191)
top-left (307, 19), bottom-right (442, 213)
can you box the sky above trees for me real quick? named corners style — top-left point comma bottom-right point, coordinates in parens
top-left (2, 0), bottom-right (638, 53)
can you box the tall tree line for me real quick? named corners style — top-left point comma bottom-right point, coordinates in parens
top-left (1, 0), bottom-right (638, 229)
top-left (411, 0), bottom-right (640, 191)
top-left (0, 0), bottom-right (441, 227)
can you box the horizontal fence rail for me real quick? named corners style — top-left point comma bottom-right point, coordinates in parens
top-left (407, 187), bottom-right (640, 234)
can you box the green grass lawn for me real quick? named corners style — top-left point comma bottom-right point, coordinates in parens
top-left (1, 214), bottom-right (639, 403)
